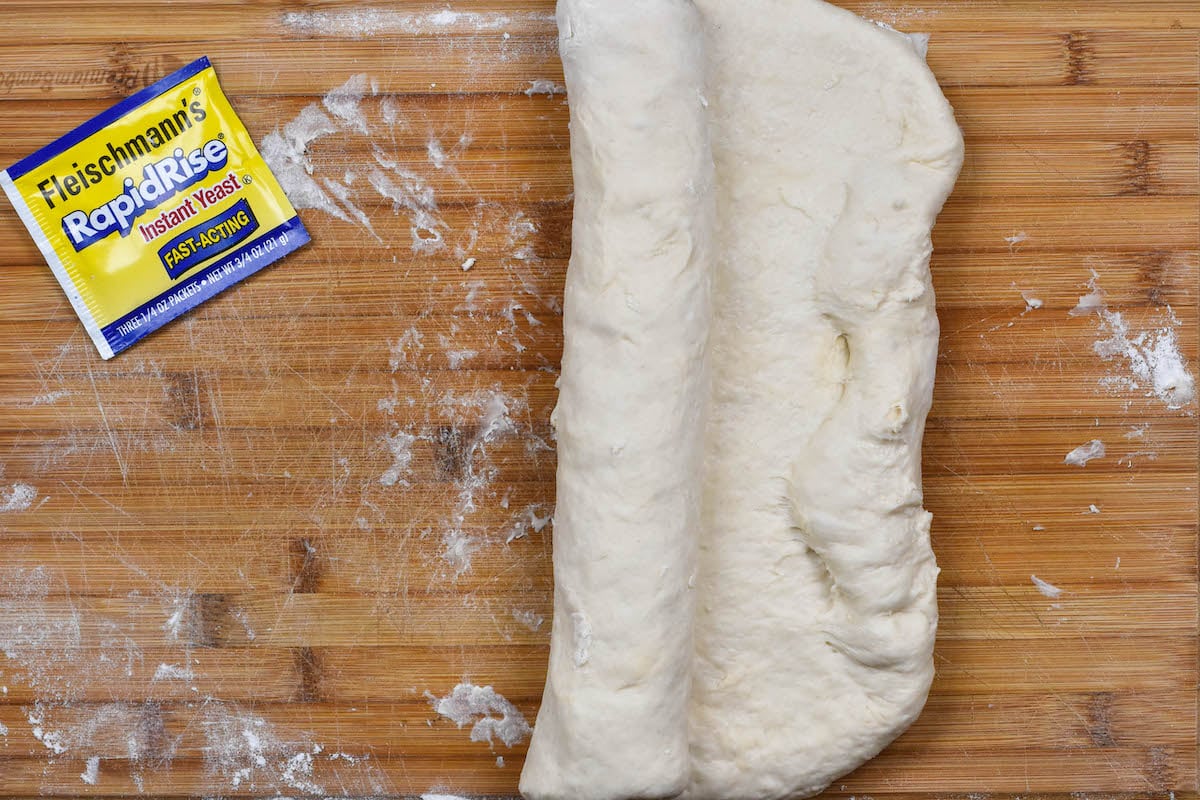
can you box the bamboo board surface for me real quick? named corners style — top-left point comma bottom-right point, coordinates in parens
top-left (0, 1), bottom-right (1196, 797)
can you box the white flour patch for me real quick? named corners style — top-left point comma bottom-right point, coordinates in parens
top-left (507, 504), bottom-right (553, 543)
top-left (1070, 290), bottom-right (1105, 317)
top-left (380, 431), bottom-right (417, 487)
top-left (0, 720), bottom-right (7, 736)
top-left (1021, 291), bottom-right (1043, 311)
top-left (0, 567), bottom-right (105, 699)
top-left (430, 682), bottom-right (532, 748)
top-left (374, 381), bottom-right (540, 580)
top-left (1004, 231), bottom-right (1028, 248)
top-left (1125, 423), bottom-right (1150, 439)
top-left (433, 388), bottom-right (525, 576)
top-left (0, 482), bottom-right (36, 512)
top-left (152, 663), bottom-right (194, 682)
top-left (27, 700), bottom-right (172, 779)
top-left (1031, 575), bottom-right (1064, 599)
top-left (199, 702), bottom-right (381, 794)
top-left (512, 608), bottom-right (544, 632)
top-left (81, 755), bottom-right (100, 785)
top-left (1094, 308), bottom-right (1195, 409)
top-left (524, 78), bottom-right (565, 96)
top-left (422, 793), bottom-right (473, 800)
top-left (162, 591), bottom-right (195, 642)
top-left (389, 327), bottom-right (426, 371)
top-left (446, 349), bottom-right (479, 369)
top-left (282, 9), bottom-right (554, 37)
top-left (1064, 439), bottom-right (1105, 467)
top-left (862, 3), bottom-right (941, 26)
top-left (368, 167), bottom-right (447, 253)
top-left (323, 73), bottom-right (372, 134)
top-left (427, 137), bottom-right (449, 169)
top-left (1074, 275), bottom-right (1196, 409)
top-left (261, 104), bottom-right (347, 223)
top-left (30, 389), bottom-right (72, 406)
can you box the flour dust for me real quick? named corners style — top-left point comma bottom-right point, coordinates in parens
top-left (282, 9), bottom-right (556, 38)
top-left (1072, 273), bottom-right (1196, 410)
top-left (430, 681), bottom-right (532, 749)
top-left (264, 74), bottom-right (560, 581)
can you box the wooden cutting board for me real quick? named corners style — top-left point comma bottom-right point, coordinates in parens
top-left (0, 1), bottom-right (1196, 797)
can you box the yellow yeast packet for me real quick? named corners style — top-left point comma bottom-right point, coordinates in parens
top-left (1, 56), bottom-right (309, 358)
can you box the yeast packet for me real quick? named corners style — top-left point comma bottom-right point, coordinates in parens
top-left (1, 56), bottom-right (308, 358)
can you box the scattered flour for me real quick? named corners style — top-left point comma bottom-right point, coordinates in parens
top-left (152, 663), bottom-right (195, 681)
top-left (1072, 274), bottom-right (1196, 409)
top-left (380, 431), bottom-right (417, 487)
top-left (1063, 439), bottom-right (1105, 467)
top-left (260, 104), bottom-right (347, 223)
top-left (430, 682), bottom-right (532, 748)
top-left (389, 327), bottom-right (426, 371)
top-left (7, 60), bottom-right (560, 797)
top-left (282, 9), bottom-right (554, 37)
top-left (1004, 231), bottom-right (1029, 248)
top-left (1125, 423), bottom-right (1150, 440)
top-left (1119, 450), bottom-right (1158, 468)
top-left (507, 504), bottom-right (553, 543)
top-left (512, 609), bottom-right (544, 632)
top-left (1070, 290), bottom-right (1105, 317)
top-left (30, 389), bottom-right (72, 406)
top-left (81, 755), bottom-right (100, 785)
top-left (1031, 575), bottom-right (1064, 599)
top-left (435, 389), bottom-right (525, 576)
top-left (263, 80), bottom-right (451, 252)
top-left (428, 137), bottom-right (449, 169)
top-left (423, 794), bottom-right (473, 800)
top-left (1095, 310), bottom-right (1196, 409)
top-left (323, 73), bottom-right (372, 134)
top-left (0, 482), bottom-right (36, 512)
top-left (200, 702), bottom-right (379, 794)
top-left (369, 167), bottom-right (447, 253)
top-left (1021, 291), bottom-right (1043, 311)
top-left (446, 349), bottom-right (479, 369)
top-left (524, 78), bottom-right (566, 96)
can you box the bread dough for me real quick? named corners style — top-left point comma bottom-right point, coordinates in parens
top-left (519, 2), bottom-right (714, 799)
top-left (523, 1), bottom-right (963, 798)
top-left (687, 2), bottom-right (962, 797)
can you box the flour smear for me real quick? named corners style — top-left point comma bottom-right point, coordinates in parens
top-left (1063, 439), bottom-right (1105, 467)
top-left (1072, 274), bottom-right (1196, 410)
top-left (265, 74), bottom-right (560, 581)
top-left (0, 566), bottom-right (384, 795)
top-left (430, 682), bottom-right (532, 748)
top-left (282, 9), bottom-right (555, 37)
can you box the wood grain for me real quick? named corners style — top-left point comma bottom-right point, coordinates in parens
top-left (0, 1), bottom-right (1195, 798)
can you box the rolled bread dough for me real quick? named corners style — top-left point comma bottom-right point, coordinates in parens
top-left (523, 1), bottom-right (964, 799)
top-left (519, 2), bottom-right (714, 799)
top-left (687, 2), bottom-right (963, 798)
